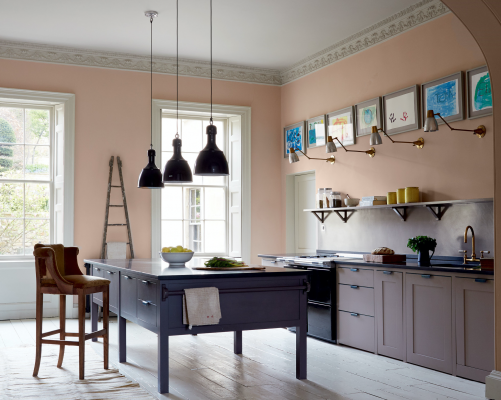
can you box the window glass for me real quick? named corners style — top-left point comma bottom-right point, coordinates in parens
top-left (0, 106), bottom-right (52, 256)
top-left (160, 116), bottom-right (227, 255)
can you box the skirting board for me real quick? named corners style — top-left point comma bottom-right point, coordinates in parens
top-left (486, 370), bottom-right (501, 399)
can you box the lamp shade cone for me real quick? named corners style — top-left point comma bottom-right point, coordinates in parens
top-left (424, 110), bottom-right (439, 132)
top-left (163, 137), bottom-right (193, 183)
top-left (370, 126), bottom-right (383, 145)
top-left (138, 148), bottom-right (164, 188)
top-left (194, 124), bottom-right (229, 176)
top-left (289, 148), bottom-right (299, 163)
top-left (326, 136), bottom-right (337, 153)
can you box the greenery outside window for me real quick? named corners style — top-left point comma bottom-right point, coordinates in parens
top-left (0, 105), bottom-right (53, 256)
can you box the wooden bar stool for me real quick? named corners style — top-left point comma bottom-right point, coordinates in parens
top-left (33, 244), bottom-right (110, 379)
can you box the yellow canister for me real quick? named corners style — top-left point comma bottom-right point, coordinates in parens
top-left (405, 187), bottom-right (419, 203)
top-left (387, 192), bottom-right (397, 205)
top-left (397, 188), bottom-right (405, 204)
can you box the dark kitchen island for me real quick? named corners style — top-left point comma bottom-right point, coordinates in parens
top-left (84, 258), bottom-right (310, 394)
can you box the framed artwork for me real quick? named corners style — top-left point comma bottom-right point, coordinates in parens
top-left (326, 107), bottom-right (355, 147)
top-left (354, 97), bottom-right (382, 137)
top-left (306, 115), bottom-right (327, 149)
top-left (422, 71), bottom-right (464, 126)
top-left (284, 121), bottom-right (306, 158)
top-left (466, 65), bottom-right (492, 119)
top-left (383, 85), bottom-right (420, 135)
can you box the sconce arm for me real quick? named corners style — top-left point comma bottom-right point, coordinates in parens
top-left (435, 113), bottom-right (486, 136)
top-left (296, 149), bottom-right (335, 163)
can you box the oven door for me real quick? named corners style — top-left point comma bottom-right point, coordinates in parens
top-left (308, 301), bottom-right (333, 340)
top-left (287, 265), bottom-right (333, 305)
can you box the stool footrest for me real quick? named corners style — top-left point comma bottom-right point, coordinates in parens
top-left (41, 339), bottom-right (79, 346)
top-left (85, 329), bottom-right (106, 341)
top-left (41, 329), bottom-right (61, 338)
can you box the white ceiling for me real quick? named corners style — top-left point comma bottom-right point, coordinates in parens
top-left (0, 0), bottom-right (421, 71)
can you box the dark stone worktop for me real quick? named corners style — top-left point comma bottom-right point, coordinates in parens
top-left (84, 258), bottom-right (310, 280)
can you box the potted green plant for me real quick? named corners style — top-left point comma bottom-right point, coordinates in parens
top-left (407, 236), bottom-right (437, 266)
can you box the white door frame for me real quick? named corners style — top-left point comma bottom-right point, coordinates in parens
top-left (285, 170), bottom-right (316, 253)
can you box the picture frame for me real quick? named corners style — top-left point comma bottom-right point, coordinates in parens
top-left (326, 106), bottom-right (355, 147)
top-left (383, 85), bottom-right (420, 135)
top-left (466, 65), bottom-right (492, 119)
top-left (421, 71), bottom-right (464, 126)
top-left (306, 115), bottom-right (327, 149)
top-left (354, 97), bottom-right (382, 137)
top-left (284, 121), bottom-right (306, 158)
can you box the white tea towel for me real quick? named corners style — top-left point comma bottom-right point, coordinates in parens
top-left (106, 242), bottom-right (127, 259)
top-left (182, 287), bottom-right (222, 329)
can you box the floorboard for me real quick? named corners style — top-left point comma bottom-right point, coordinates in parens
top-left (0, 317), bottom-right (488, 400)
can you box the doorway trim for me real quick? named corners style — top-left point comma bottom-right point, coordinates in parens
top-left (285, 170), bottom-right (316, 253)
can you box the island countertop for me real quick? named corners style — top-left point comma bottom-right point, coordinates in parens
top-left (84, 258), bottom-right (311, 280)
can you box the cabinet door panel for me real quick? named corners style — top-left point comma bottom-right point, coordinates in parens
top-left (120, 274), bottom-right (137, 318)
top-left (456, 277), bottom-right (494, 381)
top-left (406, 273), bottom-right (452, 374)
top-left (102, 268), bottom-right (119, 311)
top-left (92, 266), bottom-right (103, 302)
top-left (375, 270), bottom-right (403, 360)
top-left (338, 311), bottom-right (374, 352)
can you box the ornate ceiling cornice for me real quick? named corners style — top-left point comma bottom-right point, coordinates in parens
top-left (280, 0), bottom-right (449, 85)
top-left (0, 0), bottom-right (449, 86)
top-left (0, 40), bottom-right (282, 86)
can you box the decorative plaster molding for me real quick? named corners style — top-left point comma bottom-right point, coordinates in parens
top-left (0, 40), bottom-right (282, 86)
top-left (280, 0), bottom-right (450, 85)
top-left (0, 0), bottom-right (449, 86)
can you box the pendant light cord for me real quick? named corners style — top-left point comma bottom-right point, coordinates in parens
top-left (150, 15), bottom-right (153, 148)
top-left (210, 0), bottom-right (213, 125)
top-left (176, 0), bottom-right (179, 138)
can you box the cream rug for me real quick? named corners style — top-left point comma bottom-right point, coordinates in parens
top-left (0, 345), bottom-right (154, 400)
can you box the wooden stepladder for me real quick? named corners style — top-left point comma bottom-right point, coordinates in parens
top-left (101, 156), bottom-right (134, 259)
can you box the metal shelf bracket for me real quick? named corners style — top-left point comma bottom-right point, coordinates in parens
top-left (311, 210), bottom-right (332, 223)
top-left (334, 210), bottom-right (356, 223)
top-left (392, 207), bottom-right (408, 221)
top-left (426, 205), bottom-right (448, 221)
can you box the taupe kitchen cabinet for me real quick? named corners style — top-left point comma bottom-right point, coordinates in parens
top-left (374, 270), bottom-right (403, 360)
top-left (405, 272), bottom-right (452, 374)
top-left (455, 276), bottom-right (494, 382)
top-left (337, 266), bottom-right (375, 352)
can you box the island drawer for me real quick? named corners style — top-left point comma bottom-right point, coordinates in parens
top-left (138, 279), bottom-right (158, 303)
top-left (338, 284), bottom-right (374, 316)
top-left (338, 310), bottom-right (375, 352)
top-left (100, 267), bottom-right (119, 311)
top-left (137, 299), bottom-right (157, 326)
top-left (337, 266), bottom-right (374, 287)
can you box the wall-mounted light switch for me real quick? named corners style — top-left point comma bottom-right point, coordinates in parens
top-left (321, 224), bottom-right (325, 232)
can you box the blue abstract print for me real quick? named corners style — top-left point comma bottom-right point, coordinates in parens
top-left (426, 79), bottom-right (458, 118)
top-left (286, 126), bottom-right (303, 154)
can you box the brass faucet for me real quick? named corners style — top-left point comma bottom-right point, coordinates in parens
top-left (464, 226), bottom-right (480, 262)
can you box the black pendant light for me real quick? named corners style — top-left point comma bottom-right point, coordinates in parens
top-left (162, 0), bottom-right (193, 183)
top-left (138, 11), bottom-right (164, 189)
top-left (194, 0), bottom-right (229, 176)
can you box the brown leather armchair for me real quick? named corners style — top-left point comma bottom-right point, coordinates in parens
top-left (33, 244), bottom-right (110, 379)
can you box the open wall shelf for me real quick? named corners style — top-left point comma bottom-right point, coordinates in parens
top-left (304, 198), bottom-right (493, 223)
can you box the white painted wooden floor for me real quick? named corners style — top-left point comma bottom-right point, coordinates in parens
top-left (0, 317), bottom-right (488, 400)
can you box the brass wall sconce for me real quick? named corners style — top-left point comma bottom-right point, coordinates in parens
top-left (288, 148), bottom-right (336, 164)
top-left (424, 110), bottom-right (486, 138)
top-left (370, 126), bottom-right (424, 149)
top-left (326, 136), bottom-right (376, 158)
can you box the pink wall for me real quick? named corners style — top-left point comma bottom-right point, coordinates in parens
top-left (0, 59), bottom-right (282, 265)
top-left (280, 13), bottom-right (493, 250)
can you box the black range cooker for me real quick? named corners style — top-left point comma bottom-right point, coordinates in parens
top-left (277, 254), bottom-right (340, 343)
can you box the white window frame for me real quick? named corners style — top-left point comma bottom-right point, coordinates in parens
top-left (160, 113), bottom-right (229, 257)
top-left (0, 102), bottom-right (54, 259)
top-left (151, 100), bottom-right (251, 263)
top-left (0, 87), bottom-right (75, 320)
